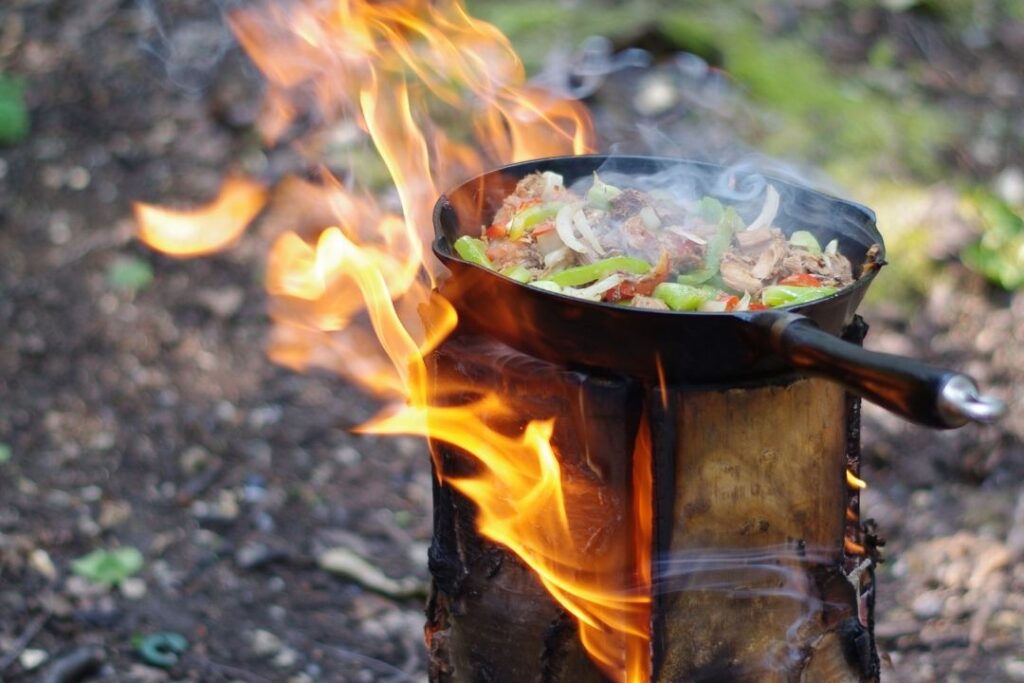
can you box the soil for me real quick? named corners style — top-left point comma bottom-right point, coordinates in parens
top-left (0, 2), bottom-right (1021, 682)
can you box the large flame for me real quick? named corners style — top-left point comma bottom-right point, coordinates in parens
top-left (135, 0), bottom-right (647, 679)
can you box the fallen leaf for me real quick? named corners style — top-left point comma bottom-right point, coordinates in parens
top-left (71, 547), bottom-right (144, 585)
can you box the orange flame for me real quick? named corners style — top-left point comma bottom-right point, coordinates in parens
top-left (135, 0), bottom-right (647, 679)
top-left (133, 176), bottom-right (267, 257)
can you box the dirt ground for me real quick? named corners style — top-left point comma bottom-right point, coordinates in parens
top-left (1, 1), bottom-right (1022, 682)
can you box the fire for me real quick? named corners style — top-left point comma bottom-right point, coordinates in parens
top-left (135, 0), bottom-right (645, 680)
top-left (133, 176), bottom-right (267, 257)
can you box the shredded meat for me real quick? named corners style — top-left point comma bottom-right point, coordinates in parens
top-left (719, 253), bottom-right (764, 293)
top-left (610, 190), bottom-right (650, 220)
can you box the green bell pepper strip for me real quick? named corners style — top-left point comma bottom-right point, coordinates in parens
top-left (762, 284), bottom-right (838, 307)
top-left (699, 196), bottom-right (724, 223)
top-left (508, 202), bottom-right (564, 240)
top-left (453, 236), bottom-right (493, 269)
top-left (548, 255), bottom-right (652, 288)
top-left (676, 208), bottom-right (742, 285)
top-left (788, 230), bottom-right (822, 254)
top-left (500, 264), bottom-right (532, 283)
top-left (652, 282), bottom-right (710, 311)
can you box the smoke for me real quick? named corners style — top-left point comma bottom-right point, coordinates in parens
top-left (134, 0), bottom-right (244, 95)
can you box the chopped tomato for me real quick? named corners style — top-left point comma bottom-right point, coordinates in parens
top-left (779, 273), bottom-right (822, 287)
top-left (602, 280), bottom-right (637, 303)
top-left (720, 294), bottom-right (740, 311)
top-left (748, 302), bottom-right (768, 311)
top-left (485, 224), bottom-right (506, 239)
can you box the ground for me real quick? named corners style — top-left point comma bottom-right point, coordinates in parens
top-left (0, 1), bottom-right (1022, 682)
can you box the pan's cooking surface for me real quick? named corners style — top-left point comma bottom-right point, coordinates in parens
top-left (432, 155), bottom-right (883, 383)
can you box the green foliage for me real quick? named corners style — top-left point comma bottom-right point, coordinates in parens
top-left (71, 547), bottom-right (145, 585)
top-left (961, 191), bottom-right (1024, 290)
top-left (0, 443), bottom-right (11, 464)
top-left (473, 1), bottom-right (954, 179)
top-left (0, 75), bottom-right (28, 145)
top-left (106, 255), bottom-right (154, 292)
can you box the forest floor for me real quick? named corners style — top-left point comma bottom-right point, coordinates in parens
top-left (1, 1), bottom-right (1022, 682)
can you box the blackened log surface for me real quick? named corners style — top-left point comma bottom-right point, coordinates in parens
top-left (425, 332), bottom-right (642, 683)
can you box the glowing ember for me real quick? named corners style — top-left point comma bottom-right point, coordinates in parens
top-left (135, 0), bottom-right (644, 679)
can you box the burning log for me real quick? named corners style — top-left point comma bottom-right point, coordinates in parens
top-left (424, 322), bottom-right (878, 682)
top-left (425, 334), bottom-right (646, 682)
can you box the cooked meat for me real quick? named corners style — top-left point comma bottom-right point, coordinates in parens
top-left (610, 190), bottom-right (650, 220)
top-left (750, 239), bottom-right (787, 281)
top-left (719, 253), bottom-right (764, 293)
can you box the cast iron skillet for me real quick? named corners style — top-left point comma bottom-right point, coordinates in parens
top-left (432, 155), bottom-right (1004, 429)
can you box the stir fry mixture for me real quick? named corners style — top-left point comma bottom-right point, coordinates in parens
top-left (453, 171), bottom-right (859, 311)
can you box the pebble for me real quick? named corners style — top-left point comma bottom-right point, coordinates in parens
top-left (911, 591), bottom-right (945, 620)
top-left (19, 648), bottom-right (48, 671)
top-left (119, 577), bottom-right (147, 600)
top-left (1005, 658), bottom-right (1024, 681)
top-left (30, 548), bottom-right (58, 581)
top-left (250, 629), bottom-right (283, 657)
top-left (273, 646), bottom-right (299, 669)
top-left (994, 166), bottom-right (1024, 205)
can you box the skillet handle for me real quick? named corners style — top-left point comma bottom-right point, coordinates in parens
top-left (755, 312), bottom-right (1006, 429)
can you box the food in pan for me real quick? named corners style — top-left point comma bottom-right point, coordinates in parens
top-left (453, 171), bottom-right (860, 311)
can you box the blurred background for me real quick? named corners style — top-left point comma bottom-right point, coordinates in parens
top-left (0, 0), bottom-right (1022, 681)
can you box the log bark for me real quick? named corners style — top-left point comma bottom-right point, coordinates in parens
top-left (425, 321), bottom-right (878, 682)
top-left (425, 334), bottom-right (642, 682)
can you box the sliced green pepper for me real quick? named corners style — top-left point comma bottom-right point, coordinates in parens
top-left (508, 202), bottom-right (564, 240)
top-left (586, 173), bottom-right (623, 210)
top-left (676, 208), bottom-right (741, 285)
top-left (762, 284), bottom-right (837, 307)
top-left (789, 230), bottom-right (822, 254)
top-left (652, 282), bottom-right (710, 311)
top-left (500, 264), bottom-right (532, 283)
top-left (453, 235), bottom-right (493, 269)
top-left (699, 196), bottom-right (724, 223)
top-left (548, 255), bottom-right (652, 287)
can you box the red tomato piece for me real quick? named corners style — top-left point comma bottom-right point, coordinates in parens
top-left (779, 273), bottom-right (822, 287)
top-left (485, 224), bottom-right (506, 239)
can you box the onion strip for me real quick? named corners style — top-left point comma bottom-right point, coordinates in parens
top-left (564, 273), bottom-right (623, 301)
top-left (746, 184), bottom-right (780, 232)
top-left (573, 209), bottom-right (606, 255)
top-left (555, 203), bottom-right (589, 254)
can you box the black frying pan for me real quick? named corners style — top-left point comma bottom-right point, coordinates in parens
top-left (432, 155), bottom-right (1004, 429)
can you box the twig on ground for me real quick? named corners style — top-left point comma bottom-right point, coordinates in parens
top-left (312, 640), bottom-right (419, 682)
top-left (0, 612), bottom-right (50, 674)
top-left (317, 547), bottom-right (428, 599)
top-left (202, 658), bottom-right (276, 683)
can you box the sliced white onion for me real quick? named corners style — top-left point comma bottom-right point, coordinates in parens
top-left (541, 171), bottom-right (565, 201)
top-left (535, 230), bottom-right (564, 257)
top-left (666, 225), bottom-right (707, 245)
top-left (640, 206), bottom-right (662, 230)
top-left (824, 238), bottom-right (839, 256)
top-left (746, 184), bottom-right (780, 232)
top-left (564, 273), bottom-right (623, 301)
top-left (555, 204), bottom-right (589, 254)
top-left (699, 299), bottom-right (729, 312)
top-left (573, 209), bottom-right (606, 255)
top-left (736, 292), bottom-right (751, 311)
top-left (543, 246), bottom-right (571, 269)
